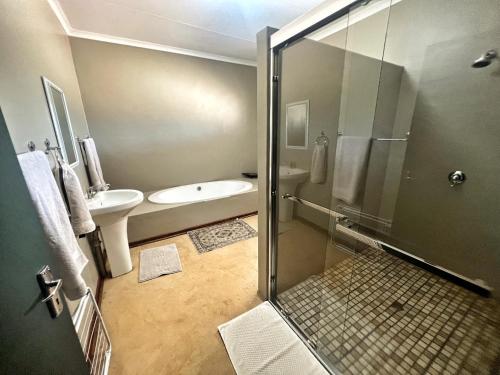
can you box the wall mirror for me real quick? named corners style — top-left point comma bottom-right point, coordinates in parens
top-left (42, 77), bottom-right (79, 167)
top-left (285, 100), bottom-right (309, 149)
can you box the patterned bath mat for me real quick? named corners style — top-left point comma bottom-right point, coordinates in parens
top-left (188, 219), bottom-right (257, 254)
top-left (139, 244), bottom-right (182, 282)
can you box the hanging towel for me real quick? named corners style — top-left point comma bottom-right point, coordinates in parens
top-left (332, 136), bottom-right (371, 205)
top-left (310, 143), bottom-right (327, 184)
top-left (59, 161), bottom-right (96, 236)
top-left (82, 138), bottom-right (106, 191)
top-left (18, 151), bottom-right (88, 300)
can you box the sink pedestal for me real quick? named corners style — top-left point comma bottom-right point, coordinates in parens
top-left (280, 199), bottom-right (295, 222)
top-left (99, 217), bottom-right (132, 277)
top-left (279, 184), bottom-right (297, 222)
top-left (279, 166), bottom-right (309, 222)
top-left (86, 189), bottom-right (143, 278)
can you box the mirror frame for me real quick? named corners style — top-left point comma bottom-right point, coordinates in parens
top-left (42, 76), bottom-right (79, 168)
top-left (285, 99), bottom-right (309, 150)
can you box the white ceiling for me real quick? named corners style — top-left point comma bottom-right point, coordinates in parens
top-left (52, 0), bottom-right (326, 65)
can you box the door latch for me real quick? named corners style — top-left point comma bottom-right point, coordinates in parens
top-left (37, 265), bottom-right (64, 319)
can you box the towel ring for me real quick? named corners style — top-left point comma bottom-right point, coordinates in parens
top-left (315, 131), bottom-right (329, 146)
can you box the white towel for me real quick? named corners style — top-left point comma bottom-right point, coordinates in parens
top-left (82, 138), bottom-right (106, 191)
top-left (60, 161), bottom-right (96, 236)
top-left (332, 136), bottom-right (371, 205)
top-left (310, 143), bottom-right (327, 184)
top-left (18, 151), bottom-right (88, 300)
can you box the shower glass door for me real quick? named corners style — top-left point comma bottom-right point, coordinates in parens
top-left (271, 0), bottom-right (500, 373)
top-left (272, 1), bottom-right (392, 371)
top-left (327, 1), bottom-right (396, 373)
top-left (332, 1), bottom-right (500, 373)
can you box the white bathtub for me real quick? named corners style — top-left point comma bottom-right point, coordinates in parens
top-left (148, 179), bottom-right (253, 205)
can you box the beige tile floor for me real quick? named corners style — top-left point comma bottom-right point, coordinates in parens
top-left (100, 215), bottom-right (261, 375)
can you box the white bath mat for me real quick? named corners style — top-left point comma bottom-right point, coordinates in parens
top-left (139, 244), bottom-right (182, 282)
top-left (218, 302), bottom-right (328, 375)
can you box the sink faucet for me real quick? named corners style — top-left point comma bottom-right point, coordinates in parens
top-left (87, 186), bottom-right (98, 199)
top-left (87, 183), bottom-right (111, 198)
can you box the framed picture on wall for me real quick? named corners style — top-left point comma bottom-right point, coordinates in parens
top-left (285, 100), bottom-right (309, 150)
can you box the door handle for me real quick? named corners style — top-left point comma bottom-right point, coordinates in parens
top-left (37, 265), bottom-right (64, 318)
top-left (40, 278), bottom-right (63, 303)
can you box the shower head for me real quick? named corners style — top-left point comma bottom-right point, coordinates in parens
top-left (471, 49), bottom-right (498, 68)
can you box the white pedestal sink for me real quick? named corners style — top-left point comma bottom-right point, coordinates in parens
top-left (87, 189), bottom-right (144, 277)
top-left (279, 166), bottom-right (309, 222)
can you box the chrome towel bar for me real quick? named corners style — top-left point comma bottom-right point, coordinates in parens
top-left (374, 138), bottom-right (408, 142)
top-left (281, 194), bottom-right (343, 218)
top-left (336, 132), bottom-right (408, 142)
top-left (281, 194), bottom-right (392, 228)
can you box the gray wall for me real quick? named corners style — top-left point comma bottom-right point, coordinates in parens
top-left (279, 38), bottom-right (402, 227)
top-left (70, 38), bottom-right (258, 192)
top-left (0, 0), bottom-right (99, 308)
top-left (341, 53), bottom-right (403, 226)
top-left (323, 0), bottom-right (500, 295)
top-left (320, 7), bottom-right (403, 226)
top-left (384, 0), bottom-right (500, 295)
top-left (279, 39), bottom-right (345, 227)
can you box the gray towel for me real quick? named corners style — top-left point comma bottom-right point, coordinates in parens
top-left (18, 151), bottom-right (88, 300)
top-left (332, 136), bottom-right (371, 204)
top-left (60, 161), bottom-right (96, 236)
top-left (82, 138), bottom-right (107, 191)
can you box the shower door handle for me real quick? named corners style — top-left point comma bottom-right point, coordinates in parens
top-left (448, 171), bottom-right (466, 187)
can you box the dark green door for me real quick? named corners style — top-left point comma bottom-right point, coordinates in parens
top-left (0, 109), bottom-right (89, 374)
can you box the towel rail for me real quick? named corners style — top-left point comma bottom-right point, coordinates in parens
top-left (335, 133), bottom-right (408, 142)
top-left (336, 205), bottom-right (392, 227)
top-left (281, 194), bottom-right (343, 218)
top-left (281, 194), bottom-right (392, 228)
top-left (374, 138), bottom-right (408, 142)
top-left (72, 288), bottom-right (111, 375)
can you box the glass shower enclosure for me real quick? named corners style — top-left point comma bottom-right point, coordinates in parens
top-left (268, 0), bottom-right (500, 373)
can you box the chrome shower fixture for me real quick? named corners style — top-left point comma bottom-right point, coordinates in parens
top-left (471, 49), bottom-right (498, 68)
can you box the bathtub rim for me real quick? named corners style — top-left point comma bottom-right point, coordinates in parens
top-left (147, 179), bottom-right (254, 205)
top-left (130, 177), bottom-right (258, 217)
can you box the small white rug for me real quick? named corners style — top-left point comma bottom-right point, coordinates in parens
top-left (139, 244), bottom-right (182, 282)
top-left (218, 302), bottom-right (329, 375)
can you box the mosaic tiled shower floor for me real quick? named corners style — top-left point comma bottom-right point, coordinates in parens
top-left (278, 246), bottom-right (500, 374)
